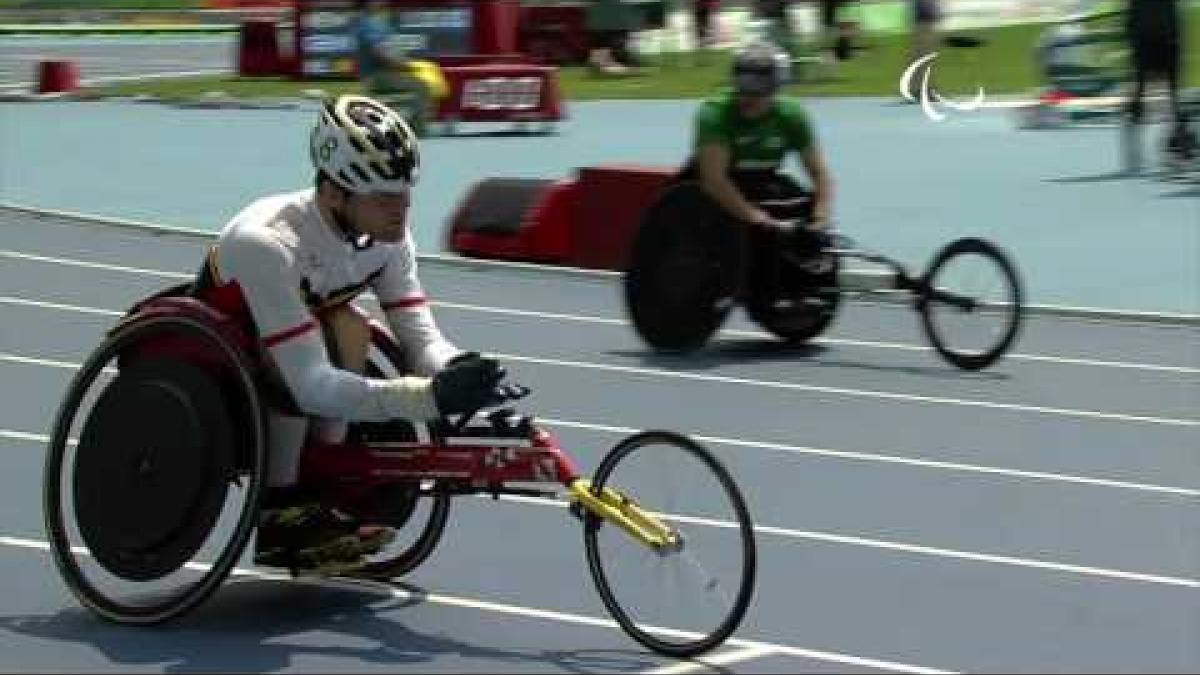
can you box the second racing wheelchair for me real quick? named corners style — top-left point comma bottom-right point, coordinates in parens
top-left (43, 285), bottom-right (757, 657)
top-left (624, 177), bottom-right (1025, 371)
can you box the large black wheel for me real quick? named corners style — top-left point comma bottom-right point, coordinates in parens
top-left (739, 175), bottom-right (841, 345)
top-left (43, 312), bottom-right (268, 624)
top-left (623, 183), bottom-right (742, 353)
top-left (916, 237), bottom-right (1024, 370)
top-left (342, 326), bottom-right (451, 580)
top-left (744, 233), bottom-right (842, 345)
top-left (583, 431), bottom-right (756, 657)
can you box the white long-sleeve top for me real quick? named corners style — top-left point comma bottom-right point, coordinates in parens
top-left (203, 189), bottom-right (461, 421)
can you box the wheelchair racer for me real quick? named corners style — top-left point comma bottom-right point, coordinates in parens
top-left (1123, 0), bottom-right (1196, 169)
top-left (193, 95), bottom-right (513, 575)
top-left (688, 40), bottom-right (836, 249)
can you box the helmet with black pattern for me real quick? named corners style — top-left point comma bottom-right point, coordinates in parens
top-left (310, 95), bottom-right (420, 193)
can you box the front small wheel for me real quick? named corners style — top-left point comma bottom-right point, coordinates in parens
top-left (582, 431), bottom-right (756, 657)
top-left (917, 237), bottom-right (1024, 371)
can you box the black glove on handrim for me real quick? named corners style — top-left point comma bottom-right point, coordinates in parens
top-left (432, 352), bottom-right (507, 416)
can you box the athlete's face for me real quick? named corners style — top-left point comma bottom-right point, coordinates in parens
top-left (736, 92), bottom-right (774, 119)
top-left (346, 188), bottom-right (412, 243)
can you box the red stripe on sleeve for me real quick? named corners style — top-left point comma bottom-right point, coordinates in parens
top-left (262, 321), bottom-right (318, 348)
top-left (382, 295), bottom-right (428, 310)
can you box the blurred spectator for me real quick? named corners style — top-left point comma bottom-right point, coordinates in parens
top-left (587, 0), bottom-right (640, 74)
top-left (753, 0), bottom-right (795, 54)
top-left (820, 0), bottom-right (859, 61)
top-left (1123, 0), bottom-right (1195, 169)
top-left (694, 0), bottom-right (720, 50)
top-left (904, 0), bottom-right (942, 99)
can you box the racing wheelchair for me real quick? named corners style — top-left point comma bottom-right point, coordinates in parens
top-left (43, 286), bottom-right (756, 657)
top-left (623, 178), bottom-right (1025, 371)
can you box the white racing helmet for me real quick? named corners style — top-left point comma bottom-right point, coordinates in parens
top-left (310, 94), bottom-right (420, 194)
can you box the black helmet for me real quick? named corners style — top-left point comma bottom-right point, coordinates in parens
top-left (731, 40), bottom-right (791, 96)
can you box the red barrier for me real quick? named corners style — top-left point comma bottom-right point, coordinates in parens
top-left (437, 62), bottom-right (563, 123)
top-left (569, 165), bottom-right (677, 271)
top-left (237, 20), bottom-right (282, 76)
top-left (473, 0), bottom-right (521, 55)
top-left (447, 178), bottom-right (577, 263)
top-left (37, 60), bottom-right (79, 94)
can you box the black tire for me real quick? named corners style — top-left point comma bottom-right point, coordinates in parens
top-left (744, 238), bottom-right (842, 345)
top-left (583, 431), bottom-right (756, 657)
top-left (347, 327), bottom-right (451, 579)
top-left (623, 183), bottom-right (741, 353)
top-left (738, 173), bottom-right (840, 344)
top-left (917, 237), bottom-right (1024, 371)
top-left (43, 313), bottom-right (268, 624)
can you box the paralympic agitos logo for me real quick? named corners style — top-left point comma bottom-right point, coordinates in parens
top-left (900, 52), bottom-right (986, 121)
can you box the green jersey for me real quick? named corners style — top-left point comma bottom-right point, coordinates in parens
top-left (692, 90), bottom-right (815, 174)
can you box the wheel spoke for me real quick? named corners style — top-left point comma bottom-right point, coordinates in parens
top-left (584, 431), bottom-right (755, 656)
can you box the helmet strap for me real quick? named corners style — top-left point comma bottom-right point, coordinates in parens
top-left (322, 175), bottom-right (375, 250)
top-left (331, 203), bottom-right (375, 251)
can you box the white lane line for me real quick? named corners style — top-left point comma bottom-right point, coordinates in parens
top-left (0, 429), bottom-right (51, 444)
top-left (533, 417), bottom-right (1200, 498)
top-left (7, 424), bottom-right (1198, 589)
top-left (432, 300), bottom-right (1200, 376)
top-left (0, 295), bottom-right (1195, 428)
top-left (496, 494), bottom-right (1200, 590)
top-left (0, 352), bottom-right (88, 370)
top-left (494, 353), bottom-right (1198, 428)
top-left (2, 296), bottom-right (123, 317)
top-left (0, 534), bottom-right (955, 675)
top-left (0, 251), bottom-right (190, 279)
top-left (640, 645), bottom-right (778, 674)
top-left (3, 352), bottom-right (1198, 498)
top-left (2, 249), bottom-right (1197, 375)
top-left (0, 68), bottom-right (229, 92)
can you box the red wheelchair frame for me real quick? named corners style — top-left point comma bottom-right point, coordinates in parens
top-left (44, 287), bottom-right (757, 658)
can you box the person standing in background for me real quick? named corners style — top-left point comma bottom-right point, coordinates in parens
top-left (1123, 0), bottom-right (1195, 171)
top-left (820, 0), bottom-right (861, 61)
top-left (904, 0), bottom-right (942, 100)
top-left (693, 0), bottom-right (721, 51)
top-left (753, 0), bottom-right (795, 54)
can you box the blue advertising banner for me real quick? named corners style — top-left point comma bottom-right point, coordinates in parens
top-left (296, 0), bottom-right (475, 78)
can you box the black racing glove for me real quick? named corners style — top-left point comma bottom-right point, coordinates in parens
top-left (431, 352), bottom-right (508, 416)
top-left (784, 224), bottom-right (832, 258)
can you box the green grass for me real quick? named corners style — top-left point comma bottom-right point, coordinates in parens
top-left (84, 6), bottom-right (1200, 101)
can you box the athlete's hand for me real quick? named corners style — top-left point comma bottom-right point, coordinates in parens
top-left (808, 207), bottom-right (830, 231)
top-left (432, 352), bottom-right (507, 416)
top-left (747, 208), bottom-right (794, 234)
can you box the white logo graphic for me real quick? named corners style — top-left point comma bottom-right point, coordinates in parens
top-left (461, 77), bottom-right (543, 111)
top-left (900, 52), bottom-right (986, 122)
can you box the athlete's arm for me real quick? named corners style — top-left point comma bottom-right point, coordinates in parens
top-left (799, 143), bottom-right (833, 229)
top-left (373, 240), bottom-right (462, 376)
top-left (220, 228), bottom-right (440, 421)
top-left (788, 103), bottom-right (833, 229)
top-left (696, 142), bottom-right (776, 227)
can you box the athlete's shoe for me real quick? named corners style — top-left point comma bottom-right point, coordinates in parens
top-left (254, 503), bottom-right (395, 576)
